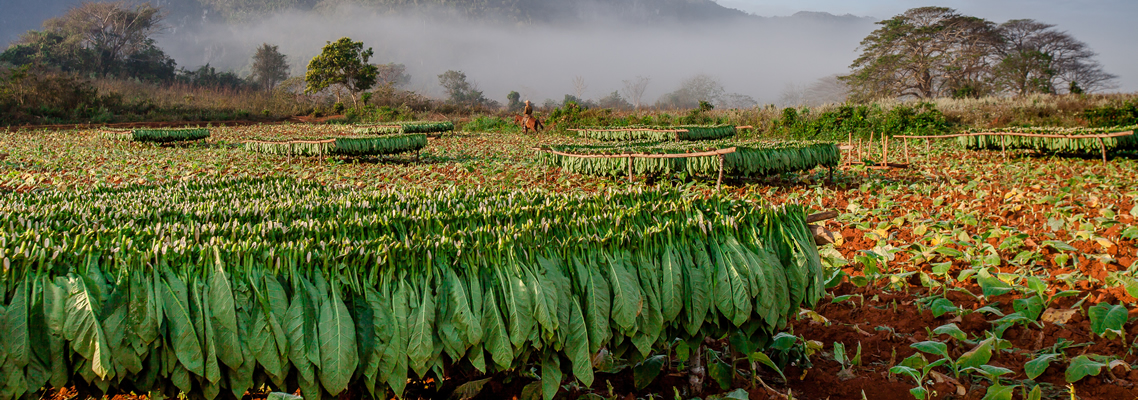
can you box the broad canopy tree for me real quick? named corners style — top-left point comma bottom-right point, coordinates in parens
top-left (994, 19), bottom-right (1118, 96)
top-left (842, 7), bottom-right (1117, 101)
top-left (305, 37), bottom-right (378, 106)
top-left (841, 7), bottom-right (1001, 101)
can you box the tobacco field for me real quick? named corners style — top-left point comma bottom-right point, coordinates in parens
top-left (1, 124), bottom-right (1138, 400)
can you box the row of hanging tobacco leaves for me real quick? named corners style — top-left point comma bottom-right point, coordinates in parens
top-left (244, 134), bottom-right (427, 157)
top-left (541, 140), bottom-right (840, 178)
top-left (0, 179), bottom-right (825, 400)
top-left (957, 124), bottom-right (1138, 154)
top-left (576, 125), bottom-right (737, 142)
top-left (352, 121), bottom-right (455, 135)
top-left (100, 128), bottom-right (211, 143)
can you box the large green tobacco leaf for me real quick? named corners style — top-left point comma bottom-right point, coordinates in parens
top-left (0, 183), bottom-right (826, 398)
top-left (63, 276), bottom-right (113, 380)
top-left (407, 280), bottom-right (436, 378)
top-left (4, 282), bottom-right (29, 369)
top-left (207, 262), bottom-right (243, 369)
top-left (1088, 302), bottom-right (1128, 339)
top-left (1065, 355), bottom-right (1106, 383)
top-left (161, 273), bottom-right (204, 377)
top-left (318, 281), bottom-right (358, 394)
top-left (566, 298), bottom-right (593, 386)
top-left (580, 260), bottom-right (611, 353)
top-left (660, 245), bottom-right (684, 322)
top-left (606, 254), bottom-right (641, 334)
top-left (481, 285), bottom-right (512, 370)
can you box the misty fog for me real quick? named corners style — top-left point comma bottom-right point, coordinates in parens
top-left (153, 7), bottom-right (877, 106)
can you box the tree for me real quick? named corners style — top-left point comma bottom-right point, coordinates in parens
top-left (375, 63), bottom-right (410, 88)
top-left (43, 1), bottom-right (166, 76)
top-left (994, 19), bottom-right (1117, 95)
top-left (250, 43), bottom-right (289, 92)
top-left (656, 74), bottom-right (724, 109)
top-left (2, 2), bottom-right (174, 80)
top-left (437, 70), bottom-right (486, 106)
top-left (572, 76), bottom-right (588, 100)
top-left (841, 7), bottom-right (1001, 100)
top-left (621, 76), bottom-right (650, 110)
top-left (597, 91), bottom-right (632, 110)
top-left (305, 37), bottom-right (378, 106)
top-left (506, 90), bottom-right (523, 112)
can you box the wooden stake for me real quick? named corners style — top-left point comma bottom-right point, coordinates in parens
top-left (717, 154), bottom-right (725, 190)
top-left (627, 156), bottom-right (633, 183)
top-left (1099, 137), bottom-right (1107, 166)
top-left (925, 138), bottom-right (930, 154)
top-left (882, 134), bottom-right (889, 167)
top-left (905, 138), bottom-right (911, 164)
top-left (1000, 136), bottom-right (1006, 159)
top-left (868, 131), bottom-right (875, 162)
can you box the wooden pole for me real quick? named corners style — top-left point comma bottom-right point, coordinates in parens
top-left (868, 131), bottom-right (875, 162)
top-left (882, 134), bottom-right (889, 167)
top-left (905, 138), bottom-right (910, 165)
top-left (925, 139), bottom-right (930, 154)
top-left (717, 154), bottom-right (725, 190)
top-left (1099, 137), bottom-right (1107, 167)
top-left (847, 131), bottom-right (853, 167)
top-left (1000, 136), bottom-right (1006, 159)
top-left (627, 156), bottom-right (633, 183)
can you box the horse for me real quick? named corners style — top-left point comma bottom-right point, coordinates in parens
top-left (513, 114), bottom-right (544, 133)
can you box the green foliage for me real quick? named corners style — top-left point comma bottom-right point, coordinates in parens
top-left (542, 140), bottom-right (839, 178)
top-left (577, 125), bottom-right (736, 142)
top-left (771, 103), bottom-right (949, 140)
top-left (956, 125), bottom-right (1138, 154)
top-left (101, 128), bottom-right (211, 143)
top-left (244, 134), bottom-right (427, 157)
top-left (177, 64), bottom-right (254, 91)
top-left (305, 37), bottom-right (379, 104)
top-left (0, 181), bottom-right (826, 399)
top-left (438, 70), bottom-right (486, 106)
top-left (353, 121), bottom-right (454, 135)
top-left (0, 66), bottom-right (121, 125)
top-left (1087, 302), bottom-right (1128, 340)
top-left (1065, 355), bottom-right (1106, 383)
top-left (1083, 101), bottom-right (1138, 128)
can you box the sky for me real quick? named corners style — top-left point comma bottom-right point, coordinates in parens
top-left (3, 0), bottom-right (1134, 102)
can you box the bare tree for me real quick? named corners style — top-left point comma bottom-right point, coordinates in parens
top-left (656, 74), bottom-right (725, 109)
top-left (43, 1), bottom-right (165, 75)
top-left (621, 75), bottom-right (650, 110)
top-left (374, 63), bottom-right (411, 88)
top-left (804, 75), bottom-right (850, 105)
top-left (779, 82), bottom-right (806, 107)
top-left (572, 75), bottom-right (588, 100)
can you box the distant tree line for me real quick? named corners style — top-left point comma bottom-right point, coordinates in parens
top-left (842, 6), bottom-right (1117, 101)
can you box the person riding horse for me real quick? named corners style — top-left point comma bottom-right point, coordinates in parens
top-left (521, 100), bottom-right (533, 130)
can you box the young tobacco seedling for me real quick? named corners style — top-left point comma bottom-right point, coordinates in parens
top-left (890, 354), bottom-right (947, 400)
